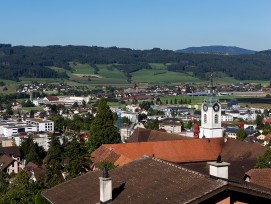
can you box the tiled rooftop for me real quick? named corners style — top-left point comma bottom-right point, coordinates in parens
top-left (42, 157), bottom-right (228, 204)
top-left (91, 138), bottom-right (224, 166)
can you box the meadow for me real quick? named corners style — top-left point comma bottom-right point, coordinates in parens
top-left (0, 62), bottom-right (269, 95)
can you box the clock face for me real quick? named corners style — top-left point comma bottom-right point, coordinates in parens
top-left (203, 104), bottom-right (208, 112)
top-left (213, 103), bottom-right (220, 112)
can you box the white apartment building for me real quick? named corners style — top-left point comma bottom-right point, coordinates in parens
top-left (3, 125), bottom-right (37, 137)
top-left (0, 120), bottom-right (38, 137)
top-left (14, 132), bottom-right (51, 151)
top-left (221, 114), bottom-right (234, 122)
top-left (26, 119), bottom-right (54, 132)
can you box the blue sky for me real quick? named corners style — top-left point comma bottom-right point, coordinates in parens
top-left (1, 0), bottom-right (270, 51)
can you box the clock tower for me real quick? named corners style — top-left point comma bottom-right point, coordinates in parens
top-left (199, 74), bottom-right (223, 138)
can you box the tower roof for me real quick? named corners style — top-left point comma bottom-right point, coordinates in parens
top-left (204, 73), bottom-right (219, 105)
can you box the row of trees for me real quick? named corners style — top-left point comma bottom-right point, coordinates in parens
top-left (1, 45), bottom-right (271, 81)
top-left (0, 135), bottom-right (90, 203)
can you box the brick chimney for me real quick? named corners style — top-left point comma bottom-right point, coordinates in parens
top-left (99, 168), bottom-right (112, 204)
top-left (208, 155), bottom-right (230, 180)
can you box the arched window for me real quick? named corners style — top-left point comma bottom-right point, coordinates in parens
top-left (204, 114), bottom-right (207, 123)
top-left (215, 114), bottom-right (219, 124)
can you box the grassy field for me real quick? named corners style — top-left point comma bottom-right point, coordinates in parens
top-left (0, 62), bottom-right (269, 95)
top-left (0, 79), bottom-right (21, 94)
top-left (131, 63), bottom-right (201, 84)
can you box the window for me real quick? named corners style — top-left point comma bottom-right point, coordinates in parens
top-left (204, 114), bottom-right (207, 123)
top-left (215, 114), bottom-right (219, 124)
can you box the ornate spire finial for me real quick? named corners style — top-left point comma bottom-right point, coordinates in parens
top-left (208, 72), bottom-right (216, 95)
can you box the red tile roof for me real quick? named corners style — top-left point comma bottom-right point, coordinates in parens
top-left (264, 134), bottom-right (271, 141)
top-left (45, 96), bottom-right (59, 101)
top-left (91, 138), bottom-right (224, 166)
top-left (246, 168), bottom-right (271, 189)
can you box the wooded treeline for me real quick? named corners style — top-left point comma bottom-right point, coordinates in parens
top-left (0, 44), bottom-right (271, 81)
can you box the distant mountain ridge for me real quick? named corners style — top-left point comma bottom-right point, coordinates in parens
top-left (176, 45), bottom-right (256, 55)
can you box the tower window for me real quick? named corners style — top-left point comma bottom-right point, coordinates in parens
top-left (204, 114), bottom-right (207, 123)
top-left (215, 114), bottom-right (219, 124)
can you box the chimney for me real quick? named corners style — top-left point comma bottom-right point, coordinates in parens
top-left (208, 155), bottom-right (230, 180)
top-left (99, 168), bottom-right (112, 204)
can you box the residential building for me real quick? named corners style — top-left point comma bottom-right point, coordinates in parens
top-left (26, 118), bottom-right (54, 132)
top-left (0, 146), bottom-right (22, 174)
top-left (221, 113), bottom-right (234, 122)
top-left (42, 157), bottom-right (271, 203)
top-left (159, 119), bottom-right (182, 134)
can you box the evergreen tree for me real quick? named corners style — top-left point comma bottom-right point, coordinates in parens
top-left (256, 148), bottom-right (271, 168)
top-left (87, 98), bottom-right (121, 152)
top-left (20, 138), bottom-right (46, 165)
top-left (26, 143), bottom-right (42, 166)
top-left (236, 128), bottom-right (247, 141)
top-left (44, 136), bottom-right (64, 188)
top-left (144, 119), bottom-right (160, 130)
top-left (64, 137), bottom-right (90, 180)
top-left (255, 114), bottom-right (264, 129)
top-left (174, 98), bottom-right (177, 105)
top-left (20, 137), bottom-right (33, 159)
top-left (4, 170), bottom-right (40, 203)
top-left (82, 100), bottom-right (86, 108)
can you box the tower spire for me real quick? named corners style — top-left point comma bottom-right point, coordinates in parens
top-left (208, 73), bottom-right (216, 96)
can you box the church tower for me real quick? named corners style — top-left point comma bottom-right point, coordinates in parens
top-left (199, 74), bottom-right (223, 138)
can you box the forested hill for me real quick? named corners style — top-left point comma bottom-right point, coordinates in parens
top-left (176, 46), bottom-right (256, 55)
top-left (0, 44), bottom-right (271, 81)
top-left (257, 49), bottom-right (271, 55)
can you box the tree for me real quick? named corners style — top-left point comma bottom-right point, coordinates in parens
top-left (4, 170), bottom-right (41, 203)
top-left (236, 128), bottom-right (247, 141)
top-left (86, 98), bottom-right (121, 152)
top-left (20, 138), bottom-right (46, 164)
top-left (256, 148), bottom-right (271, 168)
top-left (22, 99), bottom-right (35, 107)
top-left (44, 136), bottom-right (64, 188)
top-left (72, 102), bottom-right (79, 108)
top-left (26, 144), bottom-right (43, 166)
top-left (82, 100), bottom-right (86, 108)
top-left (144, 119), bottom-right (159, 130)
top-left (186, 120), bottom-right (193, 129)
top-left (255, 114), bottom-right (264, 129)
top-left (0, 172), bottom-right (8, 194)
top-left (98, 160), bottom-right (116, 171)
top-left (179, 119), bottom-right (185, 130)
top-left (64, 137), bottom-right (90, 180)
top-left (20, 137), bottom-right (34, 159)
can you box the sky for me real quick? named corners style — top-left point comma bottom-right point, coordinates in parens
top-left (1, 0), bottom-right (271, 51)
